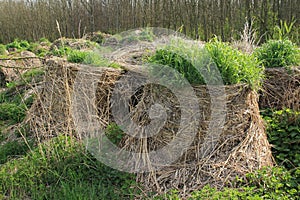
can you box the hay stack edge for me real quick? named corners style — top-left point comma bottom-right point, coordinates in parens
top-left (26, 58), bottom-right (273, 196)
top-left (259, 66), bottom-right (300, 111)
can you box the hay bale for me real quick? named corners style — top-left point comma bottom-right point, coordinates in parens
top-left (25, 58), bottom-right (122, 139)
top-left (26, 58), bottom-right (273, 197)
top-left (259, 67), bottom-right (300, 111)
top-left (120, 84), bottom-right (273, 195)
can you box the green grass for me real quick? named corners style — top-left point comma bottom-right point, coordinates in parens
top-left (6, 39), bottom-right (31, 51)
top-left (254, 39), bottom-right (300, 69)
top-left (0, 136), bottom-right (138, 200)
top-left (0, 139), bottom-right (34, 164)
top-left (50, 46), bottom-right (72, 57)
top-left (67, 49), bottom-right (121, 68)
top-left (148, 37), bottom-right (263, 89)
top-left (0, 103), bottom-right (27, 123)
top-left (0, 44), bottom-right (7, 55)
top-left (67, 50), bottom-right (88, 63)
top-left (205, 38), bottom-right (264, 89)
top-left (0, 68), bottom-right (43, 124)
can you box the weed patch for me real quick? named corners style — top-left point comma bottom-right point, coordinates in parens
top-left (0, 136), bottom-right (138, 199)
top-left (262, 109), bottom-right (300, 169)
top-left (148, 38), bottom-right (263, 89)
top-left (254, 39), bottom-right (299, 69)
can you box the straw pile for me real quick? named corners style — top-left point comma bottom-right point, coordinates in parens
top-left (127, 84), bottom-right (273, 196)
top-left (26, 57), bottom-right (273, 197)
top-left (25, 57), bottom-right (122, 140)
top-left (259, 67), bottom-right (300, 111)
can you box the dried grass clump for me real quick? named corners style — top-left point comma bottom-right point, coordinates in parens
top-left (259, 66), bottom-right (300, 111)
top-left (26, 57), bottom-right (273, 198)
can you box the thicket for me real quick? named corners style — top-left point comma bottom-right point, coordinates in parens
top-left (0, 0), bottom-right (299, 44)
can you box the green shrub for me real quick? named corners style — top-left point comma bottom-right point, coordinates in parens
top-left (105, 123), bottom-right (125, 145)
top-left (120, 28), bottom-right (154, 44)
top-left (22, 68), bottom-right (45, 82)
top-left (83, 51), bottom-right (111, 66)
top-left (0, 140), bottom-right (33, 164)
top-left (39, 37), bottom-right (51, 45)
top-left (148, 49), bottom-right (204, 85)
top-left (27, 42), bottom-right (49, 57)
top-left (155, 167), bottom-right (299, 200)
top-left (67, 50), bottom-right (121, 68)
top-left (262, 109), bottom-right (300, 169)
top-left (254, 39), bottom-right (299, 68)
top-left (89, 32), bottom-right (105, 44)
top-left (245, 167), bottom-right (300, 199)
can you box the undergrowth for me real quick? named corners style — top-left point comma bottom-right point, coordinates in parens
top-left (155, 167), bottom-right (300, 199)
top-left (262, 109), bottom-right (300, 169)
top-left (0, 136), bottom-right (138, 200)
top-left (0, 68), bottom-right (43, 124)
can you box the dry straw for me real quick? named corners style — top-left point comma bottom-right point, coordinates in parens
top-left (259, 67), bottom-right (300, 111)
top-left (25, 53), bottom-right (273, 197)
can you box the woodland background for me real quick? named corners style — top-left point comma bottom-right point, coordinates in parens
top-left (0, 0), bottom-right (299, 43)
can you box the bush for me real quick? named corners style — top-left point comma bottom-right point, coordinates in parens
top-left (39, 37), bottom-right (51, 45)
top-left (254, 39), bottom-right (299, 68)
top-left (88, 32), bottom-right (105, 44)
top-left (83, 51), bottom-right (110, 66)
top-left (155, 167), bottom-right (299, 200)
top-left (148, 48), bottom-right (204, 85)
top-left (120, 28), bottom-right (155, 44)
top-left (262, 109), bottom-right (300, 169)
top-left (0, 140), bottom-right (33, 164)
top-left (245, 167), bottom-right (300, 199)
top-left (105, 123), bottom-right (125, 145)
top-left (27, 42), bottom-right (49, 57)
